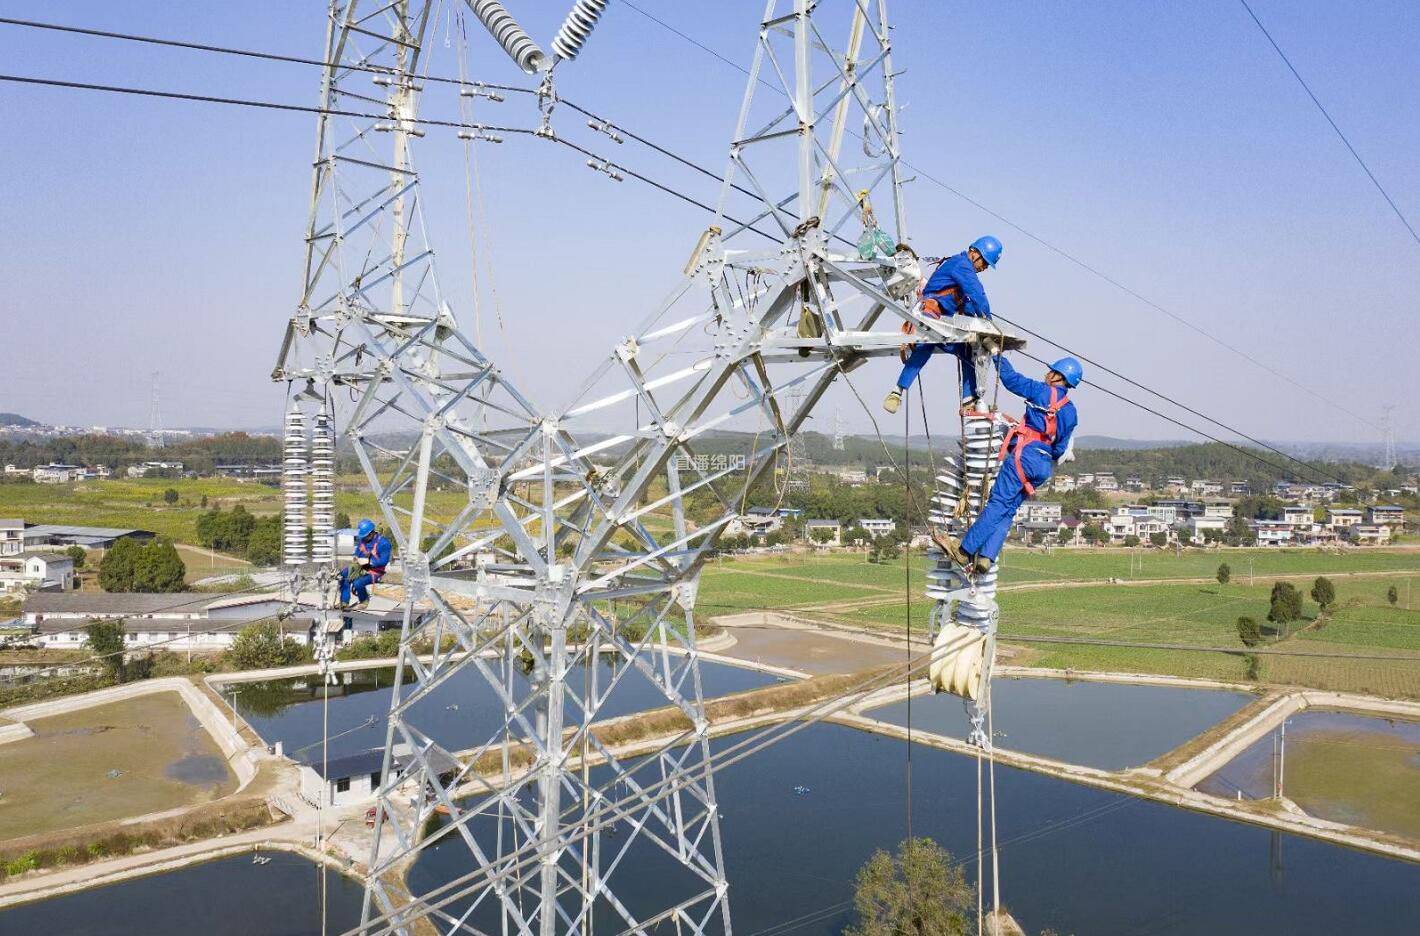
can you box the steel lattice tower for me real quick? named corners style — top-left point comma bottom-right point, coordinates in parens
top-left (274, 2), bottom-right (1023, 934)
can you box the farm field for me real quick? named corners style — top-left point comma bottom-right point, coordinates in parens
top-left (696, 552), bottom-right (1420, 696)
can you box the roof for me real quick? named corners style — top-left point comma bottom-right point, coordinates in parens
top-left (17, 551), bottom-right (72, 563)
top-left (301, 745), bottom-right (459, 781)
top-left (23, 592), bottom-right (227, 615)
top-left (22, 524), bottom-right (155, 538)
top-left (0, 519), bottom-right (22, 530)
top-left (804, 519), bottom-right (840, 526)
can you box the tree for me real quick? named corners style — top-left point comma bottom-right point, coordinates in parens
top-left (1388, 585), bottom-right (1399, 606)
top-left (247, 518), bottom-right (282, 566)
top-left (1236, 616), bottom-right (1262, 648)
top-left (1244, 653), bottom-right (1262, 682)
top-left (335, 511), bottom-right (352, 531)
top-left (1177, 529), bottom-right (1193, 547)
top-left (810, 527), bottom-right (836, 545)
top-left (64, 545), bottom-right (86, 569)
top-left (163, 488), bottom-right (179, 505)
top-left (845, 837), bottom-right (972, 936)
top-left (98, 538), bottom-right (141, 592)
top-left (228, 620), bottom-right (308, 670)
top-left (1216, 563), bottom-right (1231, 585)
top-left (132, 540), bottom-right (186, 592)
top-left (1267, 582), bottom-right (1304, 636)
top-left (84, 618), bottom-right (127, 680)
top-left (1310, 576), bottom-right (1336, 612)
top-left (200, 494), bottom-right (208, 508)
top-left (1148, 532), bottom-right (1167, 548)
top-left (1123, 534), bottom-right (1140, 548)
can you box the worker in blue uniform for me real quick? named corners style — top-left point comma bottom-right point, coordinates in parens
top-left (340, 518), bottom-right (392, 610)
top-left (884, 235), bottom-right (1002, 415)
top-left (938, 355), bottom-right (1082, 574)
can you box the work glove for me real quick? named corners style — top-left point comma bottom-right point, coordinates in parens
top-left (357, 556), bottom-right (371, 567)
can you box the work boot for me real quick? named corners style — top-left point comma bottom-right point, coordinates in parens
top-left (883, 389), bottom-right (902, 414)
top-left (972, 555), bottom-right (993, 575)
top-left (931, 530), bottom-right (970, 567)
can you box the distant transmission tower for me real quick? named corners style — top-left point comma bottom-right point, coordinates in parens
top-left (1381, 404), bottom-right (1397, 470)
top-left (833, 410), bottom-right (847, 451)
top-left (147, 371), bottom-right (163, 446)
top-left (785, 384), bottom-right (812, 491)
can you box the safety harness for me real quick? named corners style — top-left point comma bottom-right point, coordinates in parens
top-left (355, 535), bottom-right (390, 582)
top-left (996, 386), bottom-right (1070, 497)
top-left (898, 278), bottom-right (964, 361)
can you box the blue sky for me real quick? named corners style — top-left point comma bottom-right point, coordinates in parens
top-left (2, 1), bottom-right (1416, 445)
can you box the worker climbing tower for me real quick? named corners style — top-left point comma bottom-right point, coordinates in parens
top-left (273, 1), bottom-right (1024, 933)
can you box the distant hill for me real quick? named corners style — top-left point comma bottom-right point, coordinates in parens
top-left (0, 413), bottom-right (40, 428)
top-left (1072, 435), bottom-right (1191, 451)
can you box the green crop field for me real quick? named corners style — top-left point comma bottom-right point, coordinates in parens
top-left (0, 478), bottom-right (280, 543)
top-left (695, 551), bottom-right (1420, 695)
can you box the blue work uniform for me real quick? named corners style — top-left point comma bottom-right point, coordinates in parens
top-left (894, 252), bottom-right (992, 402)
top-left (960, 357), bottom-right (1078, 562)
top-left (340, 532), bottom-right (393, 604)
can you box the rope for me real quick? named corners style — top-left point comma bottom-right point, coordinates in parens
top-left (903, 386), bottom-right (913, 844)
top-left (320, 672), bottom-right (330, 936)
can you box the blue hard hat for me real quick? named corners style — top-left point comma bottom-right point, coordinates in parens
top-left (1050, 357), bottom-right (1084, 388)
top-left (356, 519), bottom-right (376, 539)
top-left (970, 235), bottom-right (1003, 267)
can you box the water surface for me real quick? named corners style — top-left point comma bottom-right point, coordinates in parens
top-left (867, 676), bottom-right (1255, 770)
top-left (1198, 710), bottom-right (1420, 837)
top-left (407, 722), bottom-right (1420, 935)
top-left (232, 657), bottom-right (779, 763)
top-left (0, 852), bottom-right (363, 935)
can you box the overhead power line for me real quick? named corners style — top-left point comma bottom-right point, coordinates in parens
top-left (0, 13), bottom-right (1386, 433)
top-left (991, 311), bottom-right (1346, 485)
top-left (612, 1), bottom-right (1385, 433)
top-left (0, 69), bottom-right (1343, 485)
top-left (1237, 0), bottom-right (1420, 248)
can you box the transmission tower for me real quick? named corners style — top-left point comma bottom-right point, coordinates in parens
top-left (1381, 404), bottom-right (1396, 471)
top-left (833, 410), bottom-right (847, 451)
top-left (273, 2), bottom-right (1023, 934)
top-left (147, 371), bottom-right (163, 446)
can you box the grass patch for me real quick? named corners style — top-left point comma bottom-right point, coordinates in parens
top-left (0, 692), bottom-right (237, 841)
top-left (0, 797), bottom-right (276, 878)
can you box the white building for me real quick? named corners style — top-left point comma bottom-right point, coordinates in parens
top-left (0, 519), bottom-right (23, 556)
top-left (32, 463), bottom-right (84, 484)
top-left (296, 744), bottom-right (458, 808)
top-left (126, 460), bottom-right (185, 478)
top-left (1094, 474), bottom-right (1119, 493)
top-left (20, 592), bottom-right (337, 650)
top-left (1368, 505), bottom-right (1405, 528)
top-left (0, 553), bottom-right (75, 594)
top-left (1202, 500), bottom-right (1235, 520)
top-left (1145, 504), bottom-right (1178, 525)
top-left (1348, 524), bottom-right (1392, 545)
top-left (1282, 506), bottom-right (1314, 526)
top-left (803, 519), bottom-right (842, 545)
top-left (1050, 474), bottom-right (1076, 493)
top-left (1326, 508), bottom-right (1364, 530)
top-left (1191, 480), bottom-right (1224, 497)
top-left (1022, 502), bottom-right (1062, 524)
top-left (725, 507), bottom-right (783, 539)
top-left (1251, 520), bottom-right (1294, 547)
top-left (857, 518), bottom-right (897, 538)
top-left (1187, 516), bottom-right (1228, 539)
